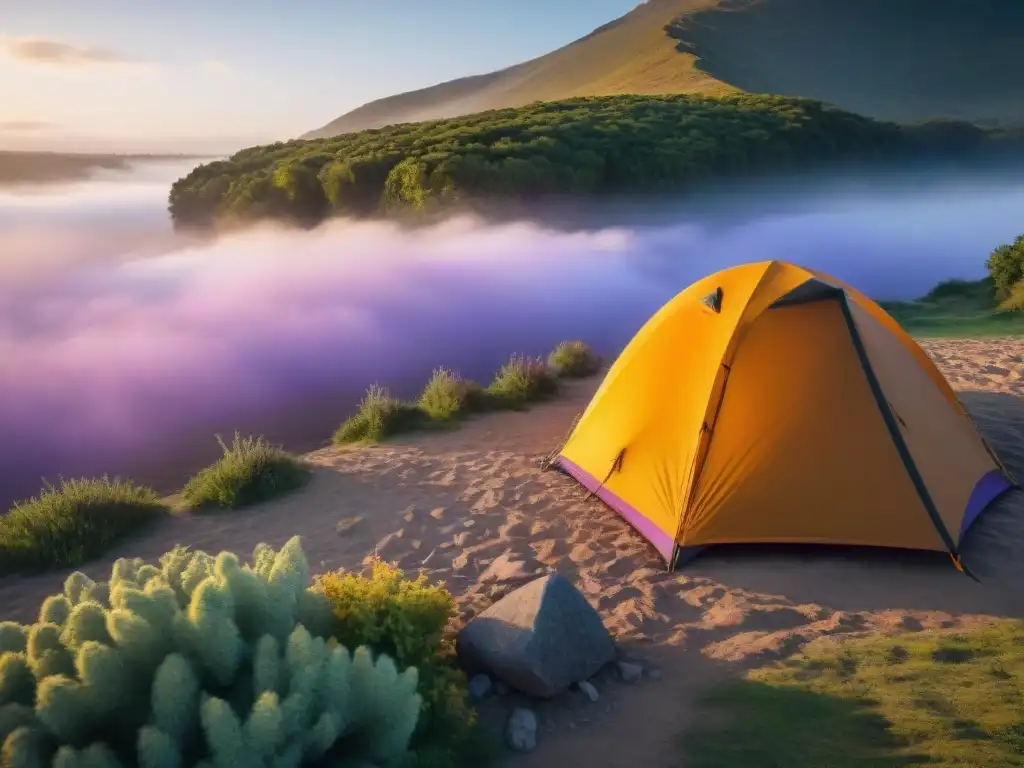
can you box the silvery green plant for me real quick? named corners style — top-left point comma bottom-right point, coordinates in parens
top-left (0, 536), bottom-right (422, 767)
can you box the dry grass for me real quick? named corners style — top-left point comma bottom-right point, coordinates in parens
top-left (0, 477), bottom-right (167, 575)
top-left (181, 433), bottom-right (310, 510)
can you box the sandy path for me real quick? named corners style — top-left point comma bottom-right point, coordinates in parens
top-left (2, 338), bottom-right (1023, 767)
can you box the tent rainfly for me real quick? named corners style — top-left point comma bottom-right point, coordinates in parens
top-left (555, 261), bottom-right (1015, 574)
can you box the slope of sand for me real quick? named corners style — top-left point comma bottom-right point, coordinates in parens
top-left (2, 338), bottom-right (1023, 766)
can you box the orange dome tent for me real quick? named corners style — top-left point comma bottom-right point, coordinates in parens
top-left (555, 261), bottom-right (1014, 573)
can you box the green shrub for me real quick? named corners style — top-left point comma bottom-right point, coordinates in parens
top-left (999, 279), bottom-right (1024, 311)
top-left (485, 355), bottom-right (558, 409)
top-left (333, 385), bottom-right (424, 444)
top-left (418, 369), bottom-right (484, 421)
top-left (0, 537), bottom-right (423, 767)
top-left (181, 433), bottom-right (310, 511)
top-left (0, 477), bottom-right (166, 576)
top-left (986, 234), bottom-right (1024, 299)
top-left (317, 559), bottom-right (481, 768)
top-left (547, 340), bottom-right (602, 378)
top-left (921, 278), bottom-right (991, 303)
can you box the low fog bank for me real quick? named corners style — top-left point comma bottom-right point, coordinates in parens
top-left (1, 161), bottom-right (1022, 507)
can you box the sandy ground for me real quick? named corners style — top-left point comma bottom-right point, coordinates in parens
top-left (2, 338), bottom-right (1024, 767)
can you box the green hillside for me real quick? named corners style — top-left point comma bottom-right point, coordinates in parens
top-left (169, 93), bottom-right (1012, 230)
top-left (304, 0), bottom-right (1024, 139)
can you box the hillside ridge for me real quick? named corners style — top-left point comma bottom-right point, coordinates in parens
top-left (304, 0), bottom-right (1024, 139)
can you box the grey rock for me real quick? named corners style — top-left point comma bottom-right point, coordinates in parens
top-left (577, 680), bottom-right (599, 702)
top-left (648, 668), bottom-right (663, 681)
top-left (468, 673), bottom-right (492, 700)
top-left (506, 707), bottom-right (538, 752)
top-left (617, 660), bottom-right (643, 683)
top-left (457, 573), bottom-right (616, 698)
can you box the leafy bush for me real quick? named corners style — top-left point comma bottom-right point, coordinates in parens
top-left (999, 279), bottom-right (1024, 311)
top-left (986, 233), bottom-right (1024, 299)
top-left (333, 385), bottom-right (424, 444)
top-left (418, 369), bottom-right (484, 421)
top-left (486, 354), bottom-right (558, 409)
top-left (0, 537), bottom-right (424, 767)
top-left (317, 559), bottom-right (481, 767)
top-left (181, 433), bottom-right (310, 511)
top-left (547, 340), bottom-right (602, 378)
top-left (0, 477), bottom-right (166, 576)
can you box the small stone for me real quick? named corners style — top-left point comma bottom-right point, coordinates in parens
top-left (468, 673), bottom-right (492, 700)
top-left (506, 708), bottom-right (538, 752)
top-left (577, 680), bottom-right (599, 702)
top-left (648, 668), bottom-right (663, 681)
top-left (617, 661), bottom-right (643, 683)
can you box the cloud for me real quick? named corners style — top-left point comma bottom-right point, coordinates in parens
top-left (0, 119), bottom-right (56, 131)
top-left (200, 59), bottom-right (231, 74)
top-left (0, 35), bottom-right (151, 68)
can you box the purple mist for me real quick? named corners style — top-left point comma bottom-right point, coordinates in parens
top-left (1, 161), bottom-right (1022, 507)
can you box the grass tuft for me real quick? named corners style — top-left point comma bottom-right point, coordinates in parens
top-left (547, 340), bottom-right (602, 378)
top-left (0, 477), bottom-right (166, 575)
top-left (486, 354), bottom-right (558, 409)
top-left (681, 623), bottom-right (1024, 767)
top-left (333, 384), bottom-right (425, 444)
top-left (181, 432), bottom-right (309, 511)
top-left (418, 367), bottom-right (485, 421)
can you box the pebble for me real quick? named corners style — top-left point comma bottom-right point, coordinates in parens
top-left (577, 680), bottom-right (599, 702)
top-left (506, 708), bottom-right (538, 752)
top-left (468, 673), bottom-right (492, 700)
top-left (617, 661), bottom-right (643, 683)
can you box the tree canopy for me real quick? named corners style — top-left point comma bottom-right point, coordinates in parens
top-left (168, 93), bottom-right (1010, 229)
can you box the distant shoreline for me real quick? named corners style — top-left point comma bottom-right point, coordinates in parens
top-left (0, 150), bottom-right (216, 187)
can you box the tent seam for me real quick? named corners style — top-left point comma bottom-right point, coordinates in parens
top-left (835, 294), bottom-right (961, 559)
top-left (670, 263), bottom-right (781, 567)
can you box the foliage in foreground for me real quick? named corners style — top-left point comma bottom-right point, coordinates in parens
top-left (0, 536), bottom-right (426, 767)
top-left (168, 93), bottom-right (1010, 229)
top-left (181, 433), bottom-right (310, 511)
top-left (0, 477), bottom-right (166, 576)
top-left (317, 559), bottom-right (487, 767)
top-left (485, 355), bottom-right (558, 409)
top-left (547, 340), bottom-right (602, 378)
top-left (681, 623), bottom-right (1024, 767)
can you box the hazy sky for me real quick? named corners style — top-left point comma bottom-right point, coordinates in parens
top-left (0, 0), bottom-right (640, 153)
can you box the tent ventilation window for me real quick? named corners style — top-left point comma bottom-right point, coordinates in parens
top-left (701, 287), bottom-right (723, 313)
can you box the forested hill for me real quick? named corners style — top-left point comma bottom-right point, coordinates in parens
top-left (304, 0), bottom-right (1024, 138)
top-left (168, 94), bottom-right (1016, 230)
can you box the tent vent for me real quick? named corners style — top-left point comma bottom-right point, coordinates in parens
top-left (701, 287), bottom-right (723, 313)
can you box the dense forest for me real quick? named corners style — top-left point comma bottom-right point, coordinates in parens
top-left (168, 94), bottom-right (1019, 229)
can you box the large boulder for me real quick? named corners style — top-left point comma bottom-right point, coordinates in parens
top-left (456, 572), bottom-right (615, 697)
